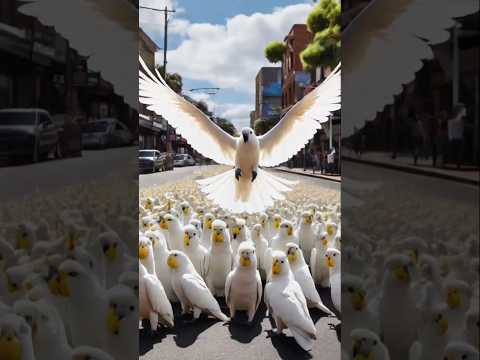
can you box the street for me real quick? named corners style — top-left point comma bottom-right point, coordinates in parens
top-left (139, 166), bottom-right (341, 360)
top-left (0, 146), bottom-right (138, 203)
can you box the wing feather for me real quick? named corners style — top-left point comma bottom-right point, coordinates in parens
top-left (343, 0), bottom-right (479, 136)
top-left (139, 57), bottom-right (237, 165)
top-left (258, 64), bottom-right (341, 167)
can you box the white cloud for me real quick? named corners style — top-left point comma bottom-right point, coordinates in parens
top-left (139, 0), bottom-right (183, 39)
top-left (166, 3), bottom-right (313, 94)
top-left (185, 92), bottom-right (251, 130)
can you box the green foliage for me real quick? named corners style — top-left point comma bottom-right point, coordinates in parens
top-left (156, 65), bottom-right (183, 93)
top-left (301, 0), bottom-right (341, 70)
top-left (264, 41), bottom-right (286, 63)
top-left (214, 117), bottom-right (237, 136)
top-left (254, 118), bottom-right (276, 136)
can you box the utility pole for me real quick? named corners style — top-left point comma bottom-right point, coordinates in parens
top-left (140, 6), bottom-right (176, 77)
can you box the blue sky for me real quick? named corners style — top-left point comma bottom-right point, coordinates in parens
top-left (140, 0), bottom-right (313, 129)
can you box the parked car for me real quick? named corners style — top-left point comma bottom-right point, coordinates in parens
top-left (173, 153), bottom-right (196, 167)
top-left (0, 108), bottom-right (60, 163)
top-left (82, 118), bottom-right (133, 149)
top-left (139, 150), bottom-right (174, 173)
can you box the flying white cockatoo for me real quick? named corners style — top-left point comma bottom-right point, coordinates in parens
top-left (139, 56), bottom-right (341, 213)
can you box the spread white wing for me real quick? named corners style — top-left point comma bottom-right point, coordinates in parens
top-left (258, 64), bottom-right (341, 167)
top-left (139, 57), bottom-right (237, 166)
top-left (343, 0), bottom-right (479, 136)
top-left (18, 0), bottom-right (138, 108)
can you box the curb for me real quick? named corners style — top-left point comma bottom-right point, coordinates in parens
top-left (273, 168), bottom-right (341, 183)
top-left (343, 156), bottom-right (479, 186)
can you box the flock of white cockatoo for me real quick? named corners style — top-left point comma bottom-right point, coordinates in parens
top-left (339, 175), bottom-right (479, 360)
top-left (0, 177), bottom-right (139, 360)
top-left (139, 170), bottom-right (341, 351)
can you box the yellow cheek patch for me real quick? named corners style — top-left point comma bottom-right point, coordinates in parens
top-left (138, 246), bottom-right (148, 259)
top-left (105, 245), bottom-right (117, 261)
top-left (107, 308), bottom-right (121, 335)
top-left (352, 292), bottom-right (366, 311)
top-left (0, 335), bottom-right (22, 360)
top-left (393, 266), bottom-right (410, 282)
top-left (438, 318), bottom-right (449, 334)
top-left (322, 238), bottom-right (328, 247)
top-left (184, 233), bottom-right (190, 247)
top-left (274, 221), bottom-right (280, 229)
top-left (326, 225), bottom-right (335, 236)
top-left (167, 255), bottom-right (178, 269)
top-left (212, 231), bottom-right (224, 243)
top-left (58, 272), bottom-right (70, 297)
top-left (447, 291), bottom-right (462, 309)
top-left (272, 260), bottom-right (282, 275)
top-left (240, 256), bottom-right (251, 267)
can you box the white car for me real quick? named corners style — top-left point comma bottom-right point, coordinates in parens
top-left (82, 118), bottom-right (133, 149)
top-left (173, 153), bottom-right (196, 167)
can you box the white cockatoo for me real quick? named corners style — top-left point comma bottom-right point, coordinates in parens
top-left (296, 211), bottom-right (315, 265)
top-left (379, 254), bottom-right (419, 360)
top-left (264, 251), bottom-right (317, 351)
top-left (182, 225), bottom-right (208, 277)
top-left (139, 263), bottom-right (174, 331)
top-left (139, 56), bottom-right (341, 213)
top-left (167, 251), bottom-right (229, 322)
top-left (225, 242), bottom-right (262, 323)
top-left (341, 275), bottom-right (380, 355)
top-left (251, 223), bottom-right (269, 279)
top-left (325, 248), bottom-right (341, 314)
top-left (204, 220), bottom-right (233, 296)
top-left (160, 214), bottom-right (184, 251)
top-left (201, 213), bottom-right (214, 249)
top-left (231, 218), bottom-right (251, 256)
top-left (286, 243), bottom-right (333, 315)
top-left (349, 328), bottom-right (390, 360)
top-left (311, 231), bottom-right (331, 287)
top-left (0, 313), bottom-right (35, 360)
top-left (443, 341), bottom-right (479, 360)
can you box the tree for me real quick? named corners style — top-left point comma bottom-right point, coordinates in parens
top-left (214, 117), bottom-right (237, 136)
top-left (264, 41), bottom-right (286, 63)
top-left (254, 118), bottom-right (275, 136)
top-left (156, 65), bottom-right (183, 93)
top-left (301, 0), bottom-right (340, 70)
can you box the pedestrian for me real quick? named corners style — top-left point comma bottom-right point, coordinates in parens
top-left (447, 104), bottom-right (466, 169)
top-left (409, 109), bottom-right (423, 165)
top-left (327, 147), bottom-right (336, 174)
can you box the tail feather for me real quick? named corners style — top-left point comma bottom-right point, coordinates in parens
top-left (196, 169), bottom-right (296, 213)
top-left (289, 326), bottom-right (316, 351)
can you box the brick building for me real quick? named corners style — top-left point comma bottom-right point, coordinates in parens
top-left (253, 67), bottom-right (282, 126)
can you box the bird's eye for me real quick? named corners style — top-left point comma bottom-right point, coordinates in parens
top-left (250, 131), bottom-right (253, 134)
top-left (333, 253), bottom-right (337, 257)
top-left (281, 260), bottom-right (284, 264)
top-left (69, 272), bottom-right (78, 277)
top-left (130, 306), bottom-right (135, 311)
top-left (174, 254), bottom-right (177, 257)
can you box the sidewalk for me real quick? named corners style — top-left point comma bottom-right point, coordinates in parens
top-left (343, 151), bottom-right (479, 186)
top-left (274, 166), bottom-right (341, 182)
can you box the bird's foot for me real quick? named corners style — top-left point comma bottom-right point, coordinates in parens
top-left (251, 170), bottom-right (257, 182)
top-left (235, 168), bottom-right (242, 181)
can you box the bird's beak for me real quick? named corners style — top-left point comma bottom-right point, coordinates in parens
top-left (272, 259), bottom-right (281, 275)
top-left (242, 132), bottom-right (248, 143)
top-left (447, 290), bottom-right (461, 309)
top-left (160, 219), bottom-right (168, 229)
top-left (104, 244), bottom-right (117, 261)
top-left (287, 250), bottom-right (297, 263)
top-left (287, 226), bottom-right (293, 236)
top-left (107, 306), bottom-right (121, 335)
top-left (57, 271), bottom-right (70, 297)
top-left (393, 265), bottom-right (410, 283)
top-left (326, 255), bottom-right (335, 268)
top-left (0, 334), bottom-right (22, 360)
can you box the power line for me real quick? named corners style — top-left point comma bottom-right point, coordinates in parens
top-left (140, 6), bottom-right (176, 77)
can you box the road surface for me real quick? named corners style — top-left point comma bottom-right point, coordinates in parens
top-left (139, 166), bottom-right (341, 360)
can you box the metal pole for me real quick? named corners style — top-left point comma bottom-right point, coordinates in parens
top-left (474, 76), bottom-right (479, 164)
top-left (329, 116), bottom-right (333, 149)
top-left (452, 22), bottom-right (460, 106)
top-left (163, 6), bottom-right (168, 77)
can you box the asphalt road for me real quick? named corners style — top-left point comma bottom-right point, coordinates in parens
top-left (0, 146), bottom-right (138, 203)
top-left (139, 167), bottom-right (341, 360)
